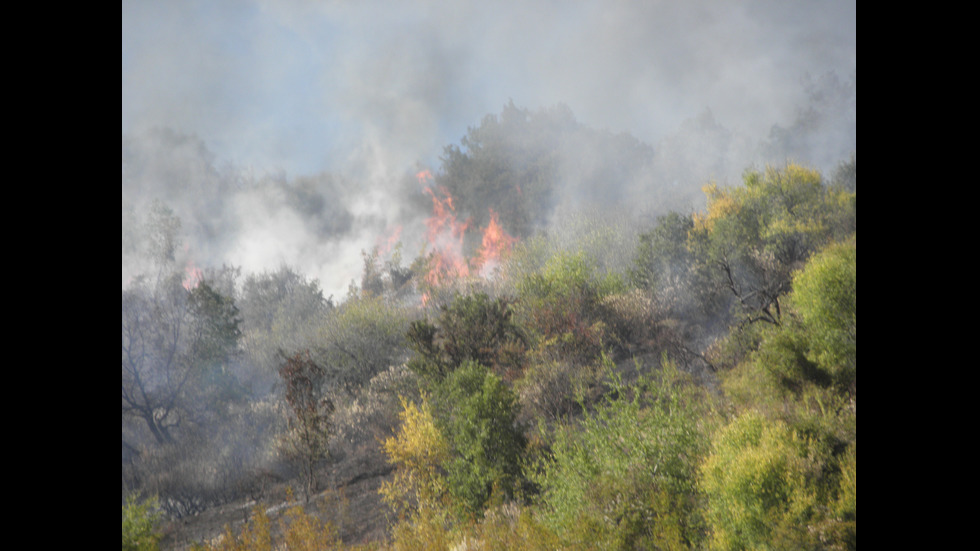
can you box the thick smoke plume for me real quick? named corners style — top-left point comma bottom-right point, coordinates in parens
top-left (122, 0), bottom-right (855, 299)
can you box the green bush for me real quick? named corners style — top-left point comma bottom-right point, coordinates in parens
top-left (531, 359), bottom-right (716, 549)
top-left (716, 237), bottom-right (856, 449)
top-left (515, 251), bottom-right (625, 366)
top-left (705, 238), bottom-right (856, 550)
top-left (407, 293), bottom-right (527, 383)
top-left (789, 236), bottom-right (856, 391)
top-left (122, 493), bottom-right (162, 551)
top-left (700, 411), bottom-right (823, 550)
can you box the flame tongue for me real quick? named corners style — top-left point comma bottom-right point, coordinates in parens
top-left (416, 170), bottom-right (518, 303)
top-left (423, 185), bottom-right (471, 287)
top-left (473, 208), bottom-right (517, 276)
top-left (182, 244), bottom-right (202, 290)
top-left (183, 262), bottom-right (202, 290)
top-left (376, 225), bottom-right (402, 256)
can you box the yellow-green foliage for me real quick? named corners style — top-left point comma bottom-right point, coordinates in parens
top-left (196, 505), bottom-right (271, 551)
top-left (716, 236), bottom-right (856, 445)
top-left (706, 236), bottom-right (856, 549)
top-left (191, 505), bottom-right (269, 551)
top-left (694, 164), bottom-right (838, 243)
top-left (122, 493), bottom-right (162, 551)
top-left (191, 497), bottom-right (340, 551)
top-left (279, 501), bottom-right (342, 551)
top-left (380, 396), bottom-right (454, 551)
top-left (531, 359), bottom-right (717, 550)
top-left (690, 163), bottom-right (855, 326)
top-left (456, 503), bottom-right (563, 551)
top-left (700, 411), bottom-right (821, 550)
top-left (836, 442), bottom-right (856, 518)
top-left (789, 235), bottom-right (856, 384)
top-left (515, 250), bottom-right (625, 365)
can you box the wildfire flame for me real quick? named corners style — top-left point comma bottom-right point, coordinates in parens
top-left (416, 169), bottom-right (434, 184)
top-left (182, 245), bottom-right (203, 290)
top-left (375, 224), bottom-right (403, 257)
top-left (409, 169), bottom-right (520, 306)
top-left (423, 185), bottom-right (471, 287)
top-left (472, 208), bottom-right (517, 277)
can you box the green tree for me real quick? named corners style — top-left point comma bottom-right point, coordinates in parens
top-left (433, 101), bottom-right (566, 243)
top-left (790, 236), bottom-right (856, 390)
top-left (317, 293), bottom-right (415, 395)
top-left (434, 361), bottom-right (527, 517)
top-left (717, 237), bottom-right (856, 424)
top-left (187, 281), bottom-right (246, 411)
top-left (238, 266), bottom-right (332, 391)
top-left (690, 163), bottom-right (855, 328)
top-left (122, 199), bottom-right (183, 281)
top-left (830, 153), bottom-right (856, 193)
top-left (705, 239), bottom-right (857, 549)
top-left (631, 211), bottom-right (695, 293)
top-left (426, 101), bottom-right (655, 253)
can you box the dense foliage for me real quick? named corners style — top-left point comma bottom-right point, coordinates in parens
top-left (531, 360), bottom-right (717, 549)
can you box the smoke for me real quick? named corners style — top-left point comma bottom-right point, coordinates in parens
top-left (122, 0), bottom-right (855, 298)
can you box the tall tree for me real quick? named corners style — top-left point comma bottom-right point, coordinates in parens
top-left (238, 266), bottom-right (331, 392)
top-left (689, 163), bottom-right (855, 328)
top-left (277, 351), bottom-right (333, 501)
top-left (122, 273), bottom-right (194, 445)
top-left (122, 274), bottom-right (243, 444)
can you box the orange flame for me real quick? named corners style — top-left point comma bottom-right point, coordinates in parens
top-left (472, 208), bottom-right (517, 277)
top-left (423, 186), bottom-right (471, 287)
top-left (375, 225), bottom-right (403, 257)
top-left (416, 170), bottom-right (519, 305)
top-left (183, 260), bottom-right (203, 290)
top-left (416, 169), bottom-right (434, 185)
top-left (181, 244), bottom-right (202, 290)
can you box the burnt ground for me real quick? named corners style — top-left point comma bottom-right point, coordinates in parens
top-left (157, 440), bottom-right (395, 550)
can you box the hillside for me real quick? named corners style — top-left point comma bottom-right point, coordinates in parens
top-left (124, 124), bottom-right (855, 548)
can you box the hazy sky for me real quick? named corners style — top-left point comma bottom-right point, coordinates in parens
top-left (122, 0), bottom-right (855, 298)
top-left (122, 0), bottom-right (855, 177)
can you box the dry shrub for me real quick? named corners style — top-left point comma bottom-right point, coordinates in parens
top-left (331, 364), bottom-right (420, 449)
top-left (515, 360), bottom-right (584, 424)
top-left (453, 502), bottom-right (561, 551)
top-left (127, 400), bottom-right (284, 519)
top-left (191, 491), bottom-right (341, 551)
